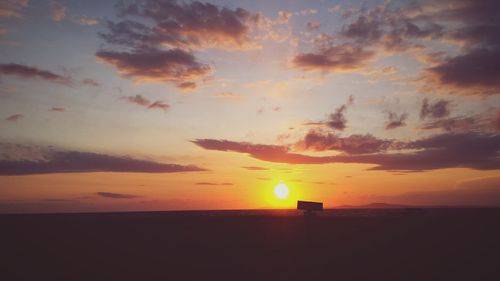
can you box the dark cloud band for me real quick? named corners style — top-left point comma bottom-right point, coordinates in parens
top-left (193, 133), bottom-right (500, 172)
top-left (0, 144), bottom-right (206, 175)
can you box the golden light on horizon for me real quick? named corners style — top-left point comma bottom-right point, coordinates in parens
top-left (274, 183), bottom-right (289, 200)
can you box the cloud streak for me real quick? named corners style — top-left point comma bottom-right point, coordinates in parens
top-left (195, 182), bottom-right (233, 186)
top-left (295, 130), bottom-right (394, 154)
top-left (293, 44), bottom-right (374, 73)
top-left (193, 133), bottom-right (500, 171)
top-left (385, 112), bottom-right (408, 130)
top-left (49, 107), bottom-right (65, 112)
top-left (0, 0), bottom-right (28, 18)
top-left (122, 94), bottom-right (170, 111)
top-left (5, 114), bottom-right (23, 122)
top-left (0, 63), bottom-right (71, 85)
top-left (192, 138), bottom-right (336, 165)
top-left (420, 115), bottom-right (488, 132)
top-left (82, 78), bottom-right (100, 87)
top-left (0, 144), bottom-right (206, 175)
top-left (326, 96), bottom-right (353, 130)
top-left (96, 192), bottom-right (141, 199)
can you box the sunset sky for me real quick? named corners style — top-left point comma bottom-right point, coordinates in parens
top-left (1, 0), bottom-right (499, 213)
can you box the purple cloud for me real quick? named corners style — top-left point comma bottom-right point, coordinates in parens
top-left (0, 144), bottom-right (206, 175)
top-left (49, 107), bottom-right (65, 112)
top-left (82, 78), bottom-right (100, 87)
top-left (295, 130), bottom-right (394, 154)
top-left (420, 98), bottom-right (451, 119)
top-left (385, 112), bottom-right (408, 130)
top-left (326, 96), bottom-right (354, 130)
top-left (0, 63), bottom-right (71, 85)
top-left (96, 0), bottom-right (262, 88)
top-left (420, 115), bottom-right (488, 132)
top-left (193, 133), bottom-right (500, 171)
top-left (294, 0), bottom-right (500, 95)
top-left (0, 0), bottom-right (29, 18)
top-left (122, 94), bottom-right (169, 111)
top-left (123, 94), bottom-right (151, 106)
top-left (148, 101), bottom-right (170, 111)
top-left (192, 138), bottom-right (336, 165)
top-left (494, 110), bottom-right (500, 131)
top-left (306, 21), bottom-right (320, 31)
top-left (96, 49), bottom-right (210, 87)
top-left (293, 44), bottom-right (375, 73)
top-left (177, 81), bottom-right (197, 91)
top-left (5, 114), bottom-right (23, 122)
top-left (96, 192), bottom-right (141, 199)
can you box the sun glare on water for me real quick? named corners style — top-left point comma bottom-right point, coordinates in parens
top-left (274, 183), bottom-right (289, 200)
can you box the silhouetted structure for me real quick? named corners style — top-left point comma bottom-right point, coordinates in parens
top-left (297, 200), bottom-right (323, 215)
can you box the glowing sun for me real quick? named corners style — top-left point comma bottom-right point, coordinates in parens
top-left (274, 183), bottom-right (289, 200)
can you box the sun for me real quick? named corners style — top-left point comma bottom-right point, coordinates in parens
top-left (274, 183), bottom-right (289, 200)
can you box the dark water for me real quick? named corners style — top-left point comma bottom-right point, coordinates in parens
top-left (1, 208), bottom-right (499, 281)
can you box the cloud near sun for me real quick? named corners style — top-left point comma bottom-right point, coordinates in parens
top-left (193, 132), bottom-right (500, 172)
top-left (186, 0), bottom-right (500, 173)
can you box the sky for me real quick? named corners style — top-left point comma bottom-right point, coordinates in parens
top-left (0, 0), bottom-right (499, 213)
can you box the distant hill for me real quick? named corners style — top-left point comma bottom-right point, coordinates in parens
top-left (336, 202), bottom-right (415, 209)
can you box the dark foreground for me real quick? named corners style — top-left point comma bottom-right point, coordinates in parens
top-left (1, 208), bottom-right (499, 281)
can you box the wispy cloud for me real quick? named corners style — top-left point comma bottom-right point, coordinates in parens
top-left (420, 98), bottom-right (451, 119)
top-left (193, 133), bottom-right (500, 171)
top-left (195, 182), bottom-right (233, 186)
top-left (49, 0), bottom-right (66, 22)
top-left (0, 144), bottom-right (206, 175)
top-left (242, 166), bottom-right (268, 170)
top-left (49, 0), bottom-right (99, 26)
top-left (49, 107), bottom-right (65, 112)
top-left (213, 92), bottom-right (241, 99)
top-left (121, 94), bottom-right (169, 111)
top-left (72, 16), bottom-right (98, 26)
top-left (0, 63), bottom-right (71, 85)
top-left (420, 114), bottom-right (489, 133)
top-left (295, 129), bottom-right (394, 154)
top-left (177, 81), bottom-right (197, 91)
top-left (148, 101), bottom-right (169, 111)
top-left (385, 112), bottom-right (408, 130)
top-left (294, 0), bottom-right (500, 95)
top-left (305, 21), bottom-right (320, 31)
top-left (82, 78), bottom-right (100, 87)
top-left (0, 0), bottom-right (29, 18)
top-left (305, 96), bottom-right (354, 131)
top-left (5, 114), bottom-right (23, 122)
top-left (123, 94), bottom-right (151, 107)
top-left (293, 44), bottom-right (374, 73)
top-left (96, 192), bottom-right (141, 199)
